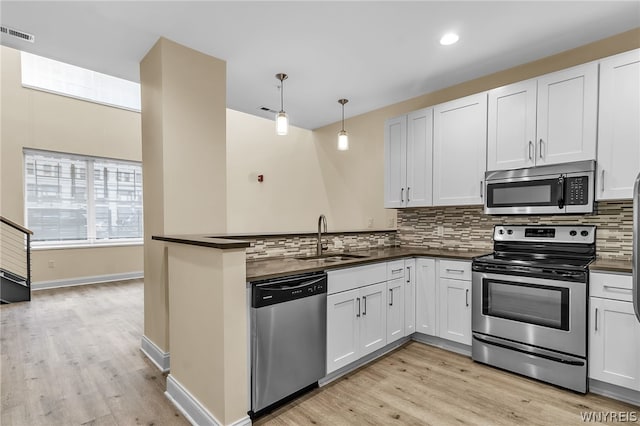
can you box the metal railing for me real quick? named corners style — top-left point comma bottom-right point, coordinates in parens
top-left (1, 216), bottom-right (33, 303)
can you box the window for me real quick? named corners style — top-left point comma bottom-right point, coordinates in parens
top-left (20, 51), bottom-right (141, 112)
top-left (24, 149), bottom-right (143, 246)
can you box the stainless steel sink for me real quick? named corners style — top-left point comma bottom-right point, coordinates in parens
top-left (295, 253), bottom-right (369, 262)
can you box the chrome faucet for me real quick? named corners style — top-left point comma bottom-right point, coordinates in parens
top-left (317, 214), bottom-right (328, 256)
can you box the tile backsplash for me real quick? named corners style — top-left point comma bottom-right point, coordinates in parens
top-left (244, 231), bottom-right (397, 260)
top-left (397, 200), bottom-right (633, 261)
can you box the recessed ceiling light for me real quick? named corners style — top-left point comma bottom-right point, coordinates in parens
top-left (440, 33), bottom-right (459, 46)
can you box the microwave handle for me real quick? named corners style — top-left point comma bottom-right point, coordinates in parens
top-left (557, 176), bottom-right (565, 209)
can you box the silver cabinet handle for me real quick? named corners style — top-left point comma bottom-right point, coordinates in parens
top-left (389, 288), bottom-right (393, 306)
top-left (594, 307), bottom-right (598, 331)
top-left (406, 266), bottom-right (411, 283)
top-left (480, 180), bottom-right (483, 198)
top-left (466, 289), bottom-right (469, 307)
top-left (601, 169), bottom-right (605, 192)
top-left (356, 297), bottom-right (361, 318)
top-left (407, 187), bottom-right (411, 202)
top-left (528, 141), bottom-right (533, 160)
top-left (391, 268), bottom-right (403, 274)
top-left (445, 268), bottom-right (465, 274)
top-left (539, 139), bottom-right (544, 158)
top-left (400, 188), bottom-right (404, 203)
top-left (363, 295), bottom-right (367, 316)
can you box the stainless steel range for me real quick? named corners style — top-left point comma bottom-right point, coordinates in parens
top-left (472, 225), bottom-right (595, 393)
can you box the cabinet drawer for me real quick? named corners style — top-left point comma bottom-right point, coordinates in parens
top-left (439, 260), bottom-right (471, 281)
top-left (328, 262), bottom-right (387, 295)
top-left (590, 272), bottom-right (633, 302)
top-left (387, 260), bottom-right (406, 281)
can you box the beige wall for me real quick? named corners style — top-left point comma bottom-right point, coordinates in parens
top-left (0, 45), bottom-right (143, 283)
top-left (141, 38), bottom-right (227, 353)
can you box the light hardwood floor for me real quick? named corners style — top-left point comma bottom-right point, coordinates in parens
top-left (1, 280), bottom-right (189, 426)
top-left (257, 343), bottom-right (639, 426)
top-left (2, 280), bottom-right (637, 425)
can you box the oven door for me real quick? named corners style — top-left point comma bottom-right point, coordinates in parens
top-left (472, 271), bottom-right (586, 357)
top-left (484, 175), bottom-right (565, 215)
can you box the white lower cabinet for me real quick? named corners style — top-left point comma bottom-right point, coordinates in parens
top-left (438, 278), bottom-right (472, 345)
top-left (437, 260), bottom-right (472, 345)
top-left (360, 282), bottom-right (387, 357)
top-left (326, 265), bottom-right (388, 374)
top-left (589, 272), bottom-right (640, 391)
top-left (327, 289), bottom-right (361, 373)
top-left (416, 258), bottom-right (437, 336)
top-left (386, 278), bottom-right (405, 344)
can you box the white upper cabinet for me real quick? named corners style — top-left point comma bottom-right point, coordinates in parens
top-left (536, 62), bottom-right (598, 166)
top-left (433, 92), bottom-right (488, 206)
top-left (487, 62), bottom-right (598, 171)
top-left (406, 108), bottom-right (434, 207)
top-left (487, 80), bottom-right (537, 171)
top-left (384, 109), bottom-right (433, 208)
top-left (597, 49), bottom-right (640, 200)
top-left (384, 115), bottom-right (407, 208)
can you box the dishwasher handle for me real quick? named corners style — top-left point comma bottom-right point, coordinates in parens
top-left (252, 273), bottom-right (327, 308)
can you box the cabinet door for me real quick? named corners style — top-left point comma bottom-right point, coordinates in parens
top-left (359, 282), bottom-right (387, 357)
top-left (487, 80), bottom-right (537, 171)
top-left (589, 297), bottom-right (640, 391)
top-left (438, 278), bottom-right (472, 345)
top-left (404, 259), bottom-right (416, 336)
top-left (386, 278), bottom-right (405, 344)
top-left (433, 92), bottom-right (487, 206)
top-left (536, 63), bottom-right (598, 166)
top-left (406, 108), bottom-right (433, 207)
top-left (597, 49), bottom-right (640, 200)
top-left (326, 289), bottom-right (360, 373)
top-left (384, 115), bottom-right (407, 208)
top-left (415, 258), bottom-right (437, 336)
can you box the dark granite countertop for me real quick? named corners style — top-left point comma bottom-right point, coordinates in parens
top-left (589, 258), bottom-right (632, 274)
top-left (152, 234), bottom-right (251, 249)
top-left (246, 247), bottom-right (489, 281)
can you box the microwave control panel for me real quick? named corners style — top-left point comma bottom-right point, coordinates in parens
top-left (566, 176), bottom-right (588, 205)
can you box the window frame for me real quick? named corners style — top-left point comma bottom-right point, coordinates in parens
top-left (24, 148), bottom-right (144, 248)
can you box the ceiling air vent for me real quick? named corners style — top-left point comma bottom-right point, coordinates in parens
top-left (0, 26), bottom-right (35, 43)
top-left (259, 106), bottom-right (277, 113)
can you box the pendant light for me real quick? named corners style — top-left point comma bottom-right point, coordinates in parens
top-left (275, 73), bottom-right (289, 135)
top-left (337, 98), bottom-right (349, 151)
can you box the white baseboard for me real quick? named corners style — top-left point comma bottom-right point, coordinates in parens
top-left (141, 335), bottom-right (170, 373)
top-left (32, 271), bottom-right (143, 290)
top-left (165, 374), bottom-right (251, 426)
top-left (411, 333), bottom-right (472, 357)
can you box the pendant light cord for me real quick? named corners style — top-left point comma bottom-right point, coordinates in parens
top-left (280, 77), bottom-right (284, 112)
top-left (341, 103), bottom-right (345, 131)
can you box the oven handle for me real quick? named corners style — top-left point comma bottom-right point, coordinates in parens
top-left (472, 334), bottom-right (585, 366)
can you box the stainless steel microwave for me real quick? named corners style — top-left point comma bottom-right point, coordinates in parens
top-left (484, 160), bottom-right (595, 215)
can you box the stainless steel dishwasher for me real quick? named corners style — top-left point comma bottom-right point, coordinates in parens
top-left (250, 271), bottom-right (327, 417)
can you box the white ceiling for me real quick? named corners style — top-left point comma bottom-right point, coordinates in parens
top-left (1, 1), bottom-right (638, 130)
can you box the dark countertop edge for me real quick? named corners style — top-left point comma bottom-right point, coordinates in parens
top-left (246, 247), bottom-right (490, 281)
top-left (200, 229), bottom-right (397, 239)
top-left (589, 259), bottom-right (632, 274)
top-left (152, 235), bottom-right (251, 249)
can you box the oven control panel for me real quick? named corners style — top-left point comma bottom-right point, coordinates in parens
top-left (494, 225), bottom-right (596, 244)
top-left (566, 176), bottom-right (589, 205)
